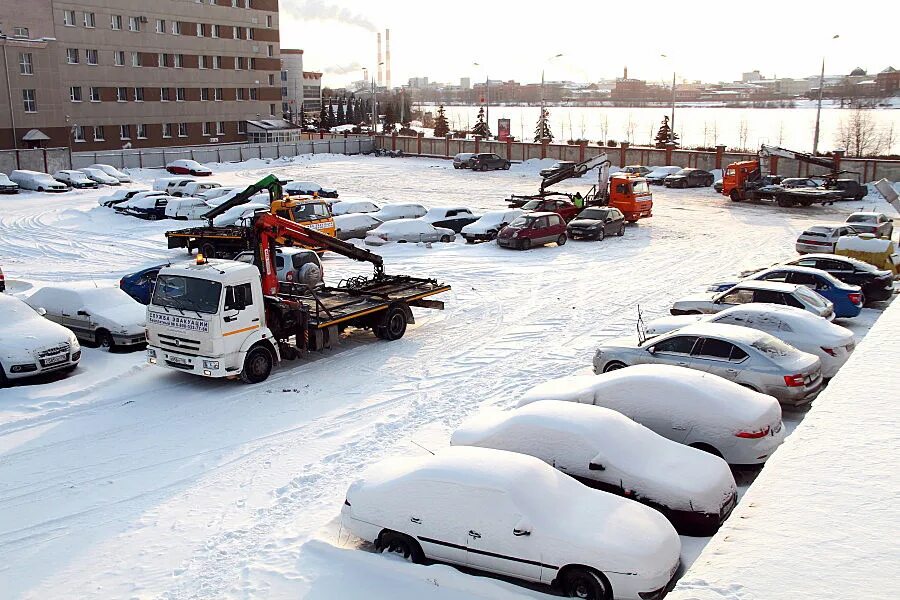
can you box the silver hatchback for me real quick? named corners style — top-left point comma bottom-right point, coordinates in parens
top-left (592, 322), bottom-right (823, 406)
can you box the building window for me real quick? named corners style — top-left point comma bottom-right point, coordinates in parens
top-left (238, 120), bottom-right (247, 134)
top-left (269, 103), bottom-right (276, 116)
top-left (231, 0), bottom-right (238, 6)
top-left (268, 74), bottom-right (275, 86)
top-left (117, 87), bottom-right (128, 101)
top-left (73, 125), bottom-right (85, 142)
top-left (111, 15), bottom-right (122, 30)
top-left (176, 87), bottom-right (185, 101)
top-left (247, 27), bottom-right (254, 40)
top-left (161, 87), bottom-right (171, 101)
top-left (132, 52), bottom-right (140, 67)
top-left (281, 86), bottom-right (287, 98)
top-left (163, 123), bottom-right (172, 138)
top-left (86, 49), bottom-right (98, 65)
top-left (89, 87), bottom-right (101, 102)
top-left (249, 88), bottom-right (258, 100)
top-left (266, 15), bottom-right (273, 28)
top-left (66, 48), bottom-right (79, 64)
top-left (267, 45), bottom-right (274, 57)
top-left (120, 125), bottom-right (131, 140)
top-left (212, 56), bottom-right (221, 69)
top-left (114, 51), bottom-right (125, 66)
top-left (196, 23), bottom-right (202, 37)
top-left (236, 56), bottom-right (245, 70)
top-left (134, 87), bottom-right (144, 101)
top-left (249, 57), bottom-right (256, 69)
top-left (178, 123), bottom-right (188, 137)
top-left (214, 88), bottom-right (223, 101)
top-left (12, 27), bottom-right (29, 38)
top-left (19, 53), bottom-right (33, 75)
top-left (199, 55), bottom-right (208, 69)
top-left (216, 121), bottom-right (225, 135)
top-left (22, 89), bottom-right (37, 112)
top-left (84, 12), bottom-right (96, 28)
top-left (174, 54), bottom-right (183, 68)
top-left (63, 10), bottom-right (76, 26)
top-left (172, 21), bottom-right (181, 35)
top-left (128, 16), bottom-right (140, 32)
top-left (201, 88), bottom-right (209, 101)
top-left (156, 19), bottom-right (166, 34)
top-left (158, 53), bottom-right (170, 67)
top-left (280, 70), bottom-right (287, 82)
top-left (70, 86), bottom-right (82, 102)
top-left (237, 88), bottom-right (245, 101)
top-left (137, 124), bottom-right (148, 139)
top-left (93, 125), bottom-right (105, 141)
top-left (202, 122), bottom-right (211, 136)
top-left (212, 24), bottom-right (221, 38)
top-left (232, 25), bottom-right (239, 39)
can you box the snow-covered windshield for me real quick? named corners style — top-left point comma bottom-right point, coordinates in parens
top-left (508, 216), bottom-right (533, 228)
top-left (152, 275), bottom-right (222, 314)
top-left (751, 336), bottom-right (795, 360)
top-left (846, 214), bottom-right (876, 223)
top-left (578, 208), bottom-right (609, 220)
top-left (794, 286), bottom-right (828, 308)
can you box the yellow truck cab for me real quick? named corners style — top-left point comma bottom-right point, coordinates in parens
top-left (272, 196), bottom-right (336, 237)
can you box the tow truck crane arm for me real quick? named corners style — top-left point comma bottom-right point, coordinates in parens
top-left (201, 174), bottom-right (285, 224)
top-left (758, 145), bottom-right (838, 176)
top-left (540, 153), bottom-right (611, 193)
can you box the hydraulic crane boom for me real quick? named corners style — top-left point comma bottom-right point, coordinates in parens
top-left (201, 174), bottom-right (285, 223)
top-left (540, 153), bottom-right (611, 193)
top-left (758, 144), bottom-right (838, 176)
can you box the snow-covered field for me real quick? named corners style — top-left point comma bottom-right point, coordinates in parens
top-left (0, 154), bottom-right (896, 599)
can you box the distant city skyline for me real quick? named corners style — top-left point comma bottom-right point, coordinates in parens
top-left (282, 0), bottom-right (892, 88)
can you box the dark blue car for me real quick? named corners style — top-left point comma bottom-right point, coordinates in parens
top-left (708, 265), bottom-right (863, 318)
top-left (120, 265), bottom-right (165, 305)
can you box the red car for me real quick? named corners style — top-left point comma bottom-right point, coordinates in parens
top-left (165, 159), bottom-right (212, 176)
top-left (496, 211), bottom-right (567, 250)
top-left (520, 197), bottom-right (580, 222)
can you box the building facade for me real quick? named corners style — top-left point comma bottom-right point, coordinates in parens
top-left (280, 48), bottom-right (322, 122)
top-left (0, 0), bottom-right (281, 151)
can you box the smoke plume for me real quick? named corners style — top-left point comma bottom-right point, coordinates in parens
top-left (281, 0), bottom-right (378, 32)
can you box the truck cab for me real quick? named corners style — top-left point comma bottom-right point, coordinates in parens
top-left (607, 174), bottom-right (653, 222)
top-left (721, 160), bottom-right (759, 200)
top-left (272, 196), bottom-right (336, 237)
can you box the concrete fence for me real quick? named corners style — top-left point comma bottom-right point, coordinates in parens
top-left (0, 148), bottom-right (72, 174)
top-left (374, 133), bottom-right (900, 182)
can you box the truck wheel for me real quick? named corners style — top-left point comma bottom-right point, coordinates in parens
top-left (241, 345), bottom-right (273, 383)
top-left (199, 242), bottom-right (216, 258)
top-left (729, 190), bottom-right (741, 202)
top-left (375, 305), bottom-right (408, 341)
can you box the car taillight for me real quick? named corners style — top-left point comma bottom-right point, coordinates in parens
top-left (783, 374), bottom-right (806, 387)
top-left (848, 292), bottom-right (862, 305)
top-left (735, 426), bottom-right (770, 439)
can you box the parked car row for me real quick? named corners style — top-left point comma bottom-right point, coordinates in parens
top-left (0, 164), bottom-right (130, 194)
top-left (453, 153), bottom-right (511, 171)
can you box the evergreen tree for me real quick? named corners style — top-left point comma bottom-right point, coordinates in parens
top-left (472, 105), bottom-right (491, 138)
top-left (346, 95), bottom-right (356, 124)
top-left (320, 99), bottom-right (332, 130)
top-left (326, 103), bottom-right (336, 130)
top-left (433, 104), bottom-right (450, 138)
top-left (336, 96), bottom-right (346, 125)
top-left (533, 107), bottom-right (553, 142)
top-left (654, 115), bottom-right (679, 147)
top-left (383, 102), bottom-right (397, 132)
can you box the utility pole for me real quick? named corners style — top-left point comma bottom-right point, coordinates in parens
top-left (813, 34), bottom-right (839, 156)
top-left (670, 72), bottom-right (676, 134)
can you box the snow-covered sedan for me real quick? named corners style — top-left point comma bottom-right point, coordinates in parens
top-left (644, 304), bottom-right (855, 379)
top-left (98, 188), bottom-right (153, 207)
top-left (88, 163), bottom-right (131, 183)
top-left (592, 323), bottom-right (823, 406)
top-left (333, 213), bottom-right (383, 240)
top-left (116, 194), bottom-right (172, 220)
top-left (165, 159), bottom-right (212, 176)
top-left (53, 170), bottom-right (98, 189)
top-left (211, 202), bottom-right (269, 226)
top-left (461, 209), bottom-right (525, 242)
top-left (283, 180), bottom-right (338, 198)
top-left (0, 173), bottom-right (20, 194)
top-left (0, 293), bottom-right (80, 384)
top-left (520, 364), bottom-right (786, 465)
top-left (364, 219), bottom-right (455, 245)
top-left (165, 197), bottom-right (212, 220)
top-left (26, 287), bottom-right (147, 350)
top-left (9, 170), bottom-right (68, 192)
top-left (644, 166), bottom-right (681, 185)
top-left (79, 167), bottom-right (121, 186)
top-left (342, 446), bottom-right (681, 600)
top-left (369, 203), bottom-right (428, 222)
top-left (331, 198), bottom-right (380, 216)
top-left (670, 280), bottom-right (834, 320)
top-left (421, 206), bottom-right (479, 232)
top-left (451, 401), bottom-right (737, 536)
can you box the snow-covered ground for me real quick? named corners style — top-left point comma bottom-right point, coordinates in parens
top-left (0, 154), bottom-right (896, 599)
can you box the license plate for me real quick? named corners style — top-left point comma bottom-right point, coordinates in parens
top-left (43, 354), bottom-right (67, 366)
top-left (169, 356), bottom-right (190, 365)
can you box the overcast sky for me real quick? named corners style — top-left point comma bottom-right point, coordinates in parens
top-left (281, 0), bottom-right (893, 88)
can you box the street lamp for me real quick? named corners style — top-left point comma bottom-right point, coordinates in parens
top-left (540, 53), bottom-right (564, 138)
top-left (472, 61), bottom-right (490, 136)
top-left (372, 61), bottom-right (384, 133)
top-left (660, 54), bottom-right (676, 139)
top-left (812, 34), bottom-right (840, 156)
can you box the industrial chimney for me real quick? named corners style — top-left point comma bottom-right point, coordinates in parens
top-left (377, 32), bottom-right (383, 87)
top-left (385, 29), bottom-right (392, 90)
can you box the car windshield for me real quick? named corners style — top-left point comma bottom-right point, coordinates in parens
top-left (847, 214), bottom-right (876, 223)
top-left (578, 208), bottom-right (609, 220)
top-left (291, 202), bottom-right (330, 220)
top-left (751, 336), bottom-right (795, 360)
top-left (152, 275), bottom-right (222, 314)
top-left (521, 200), bottom-right (542, 210)
top-left (508, 216), bottom-right (533, 228)
top-left (794, 286), bottom-right (828, 308)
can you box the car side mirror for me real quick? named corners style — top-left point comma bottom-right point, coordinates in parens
top-left (647, 346), bottom-right (656, 354)
top-left (512, 517), bottom-right (532, 537)
top-left (37, 307), bottom-right (47, 316)
top-left (77, 309), bottom-right (90, 317)
top-left (588, 461), bottom-right (606, 471)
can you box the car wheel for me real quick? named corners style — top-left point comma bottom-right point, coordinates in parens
top-left (375, 304), bottom-right (408, 341)
top-left (602, 361), bottom-right (626, 373)
top-left (376, 531), bottom-right (424, 564)
top-left (616, 223), bottom-right (625, 236)
top-left (557, 234), bottom-right (567, 246)
top-left (730, 190), bottom-right (741, 202)
top-left (560, 567), bottom-right (611, 600)
top-left (440, 235), bottom-right (452, 243)
top-left (96, 330), bottom-right (115, 351)
top-left (0, 363), bottom-right (8, 388)
top-left (37, 187), bottom-right (45, 192)
top-left (503, 163), bottom-right (510, 170)
top-left (689, 442), bottom-right (724, 459)
top-left (240, 345), bottom-right (274, 384)
top-left (520, 238), bottom-right (532, 250)
top-left (596, 229), bottom-right (605, 241)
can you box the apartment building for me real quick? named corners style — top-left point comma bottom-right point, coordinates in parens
top-left (0, 0), bottom-right (282, 151)
top-left (280, 48), bottom-right (322, 123)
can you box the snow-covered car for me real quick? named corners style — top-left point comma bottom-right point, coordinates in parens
top-left (670, 280), bottom-right (835, 320)
top-left (25, 287), bottom-right (147, 350)
top-left (452, 152), bottom-right (475, 169)
top-left (331, 199), bottom-right (380, 216)
top-left (520, 364), bottom-right (786, 464)
top-left (283, 180), bottom-right (338, 198)
top-left (117, 194), bottom-right (172, 220)
top-left (369, 203), bottom-right (427, 222)
top-left (196, 186), bottom-right (238, 202)
top-left (107, 190), bottom-right (163, 209)
top-left (644, 304), bottom-right (855, 379)
top-left (0, 173), bottom-right (19, 194)
top-left (0, 293), bottom-right (80, 384)
top-left (88, 163), bottom-right (131, 183)
top-left (539, 161), bottom-right (578, 178)
top-left (173, 181), bottom-right (221, 198)
top-left (165, 159), bottom-right (212, 176)
top-left (461, 209), bottom-right (525, 242)
top-left (420, 206), bottom-right (479, 232)
top-left (614, 165), bottom-right (652, 177)
top-left (205, 189), bottom-right (269, 208)
top-left (845, 212), bottom-right (893, 239)
top-left (165, 178), bottom-right (197, 196)
top-left (9, 170), bottom-right (68, 192)
top-left (364, 219), bottom-right (455, 245)
top-left (342, 446), bottom-right (681, 600)
top-left (212, 202), bottom-right (269, 226)
top-left (53, 170), bottom-right (98, 189)
top-left (165, 197), bottom-right (212, 220)
top-left (644, 166), bottom-right (681, 185)
top-left (795, 223), bottom-right (860, 254)
top-left (592, 323), bottom-right (823, 406)
top-left (333, 213), bottom-right (383, 240)
top-left (78, 167), bottom-right (121, 186)
top-left (234, 247), bottom-right (323, 286)
top-left (451, 401), bottom-right (737, 536)
top-left (153, 177), bottom-right (189, 192)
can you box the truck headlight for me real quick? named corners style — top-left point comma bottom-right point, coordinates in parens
top-left (203, 360), bottom-right (219, 370)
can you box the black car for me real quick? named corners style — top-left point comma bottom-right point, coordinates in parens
top-left (424, 207), bottom-right (479, 233)
top-left (469, 153), bottom-right (511, 171)
top-left (781, 177), bottom-right (867, 200)
top-left (539, 161), bottom-right (579, 178)
top-left (566, 207), bottom-right (626, 241)
top-left (743, 254), bottom-right (894, 303)
top-left (663, 168), bottom-right (714, 188)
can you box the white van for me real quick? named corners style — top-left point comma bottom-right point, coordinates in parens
top-left (153, 176), bottom-right (192, 192)
top-left (165, 197), bottom-right (212, 220)
top-left (175, 181), bottom-right (221, 197)
top-left (9, 170), bottom-right (69, 192)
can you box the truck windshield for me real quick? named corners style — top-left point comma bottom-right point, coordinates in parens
top-left (152, 275), bottom-right (222, 314)
top-left (291, 202), bottom-right (330, 221)
top-left (632, 180), bottom-right (650, 195)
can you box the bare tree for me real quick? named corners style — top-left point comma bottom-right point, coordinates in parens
top-left (599, 114), bottom-right (609, 143)
top-left (625, 112), bottom-right (636, 144)
top-left (777, 121), bottom-right (785, 145)
top-left (834, 105), bottom-right (889, 157)
top-left (738, 119), bottom-right (749, 151)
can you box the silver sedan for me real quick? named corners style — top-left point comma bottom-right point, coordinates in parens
top-left (592, 322), bottom-right (823, 406)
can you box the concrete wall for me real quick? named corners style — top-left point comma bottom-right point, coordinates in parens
top-left (0, 148), bottom-right (71, 173)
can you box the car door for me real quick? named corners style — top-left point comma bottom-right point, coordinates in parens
top-left (403, 480), bottom-right (469, 565)
top-left (645, 334), bottom-right (702, 371)
top-left (692, 336), bottom-right (745, 383)
top-left (715, 288), bottom-right (755, 310)
top-left (533, 216), bottom-right (552, 243)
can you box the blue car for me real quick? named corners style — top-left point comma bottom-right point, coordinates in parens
top-left (120, 265), bottom-right (165, 305)
top-left (708, 265), bottom-right (863, 318)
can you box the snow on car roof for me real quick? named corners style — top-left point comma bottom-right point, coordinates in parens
top-left (754, 265), bottom-right (846, 286)
top-left (0, 292), bottom-right (40, 317)
top-left (727, 279), bottom-right (801, 292)
top-left (372, 218), bottom-right (431, 233)
top-left (424, 206), bottom-right (469, 214)
top-left (711, 304), bottom-right (854, 340)
top-left (334, 213), bottom-right (380, 227)
top-left (672, 321), bottom-right (780, 344)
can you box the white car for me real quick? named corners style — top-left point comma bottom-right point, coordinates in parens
top-left (520, 364), bottom-right (786, 465)
top-left (645, 304), bottom-right (855, 379)
top-left (79, 167), bottom-right (121, 186)
top-left (166, 159), bottom-right (212, 176)
top-left (9, 170), bottom-right (68, 192)
top-left (53, 170), bottom-right (98, 189)
top-left (420, 206), bottom-right (479, 232)
top-left (845, 212), bottom-right (894, 239)
top-left (331, 198), bottom-right (381, 216)
top-left (88, 163), bottom-right (131, 183)
top-left (645, 166), bottom-right (681, 185)
top-left (451, 401), bottom-right (737, 536)
top-left (0, 173), bottom-right (19, 193)
top-left (196, 186), bottom-right (238, 202)
top-left (461, 209), bottom-right (525, 242)
top-left (165, 178), bottom-right (197, 196)
top-left (364, 219), bottom-right (455, 245)
top-left (0, 293), bottom-right (80, 383)
top-left (234, 247), bottom-right (323, 286)
top-left (370, 203), bottom-right (428, 222)
top-left (165, 197), bottom-right (212, 220)
top-left (26, 287), bottom-right (146, 350)
top-left (795, 223), bottom-right (860, 254)
top-left (206, 190), bottom-right (269, 209)
top-left (98, 187), bottom-right (152, 207)
top-left (110, 190), bottom-right (165, 209)
top-left (283, 180), bottom-right (338, 198)
top-left (154, 177), bottom-right (189, 192)
top-left (342, 446), bottom-right (681, 600)
top-left (173, 181), bottom-right (221, 197)
top-left (212, 202), bottom-right (269, 226)
top-left (670, 280), bottom-right (834, 320)
top-left (333, 213), bottom-right (383, 240)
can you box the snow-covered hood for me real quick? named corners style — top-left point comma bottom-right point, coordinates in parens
top-left (0, 312), bottom-right (75, 358)
top-left (645, 314), bottom-right (704, 335)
